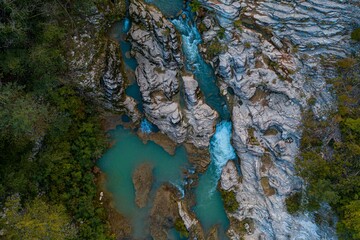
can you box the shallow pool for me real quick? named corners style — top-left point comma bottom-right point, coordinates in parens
top-left (98, 126), bottom-right (190, 238)
top-left (145, 0), bottom-right (184, 18)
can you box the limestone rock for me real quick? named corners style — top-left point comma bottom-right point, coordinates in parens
top-left (183, 75), bottom-right (218, 148)
top-left (129, 0), bottom-right (218, 147)
top-left (200, 0), bottom-right (359, 239)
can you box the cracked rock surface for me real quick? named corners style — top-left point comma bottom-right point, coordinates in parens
top-left (129, 0), bottom-right (218, 147)
top-left (200, 0), bottom-right (360, 239)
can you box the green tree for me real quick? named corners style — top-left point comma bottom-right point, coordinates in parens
top-left (0, 84), bottom-right (51, 142)
top-left (0, 195), bottom-right (76, 239)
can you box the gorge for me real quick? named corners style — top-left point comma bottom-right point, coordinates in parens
top-left (97, 0), bottom-right (360, 239)
top-left (1, 0), bottom-right (359, 239)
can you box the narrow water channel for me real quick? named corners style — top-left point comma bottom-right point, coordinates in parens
top-left (171, 7), bottom-right (235, 237)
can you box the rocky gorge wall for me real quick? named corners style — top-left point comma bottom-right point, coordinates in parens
top-left (128, 0), bottom-right (219, 151)
top-left (198, 0), bottom-right (360, 239)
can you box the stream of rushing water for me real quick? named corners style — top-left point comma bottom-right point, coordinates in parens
top-left (100, 1), bottom-right (237, 239)
top-left (171, 7), bottom-right (235, 236)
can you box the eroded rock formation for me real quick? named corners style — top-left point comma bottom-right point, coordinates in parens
top-left (200, 0), bottom-right (360, 239)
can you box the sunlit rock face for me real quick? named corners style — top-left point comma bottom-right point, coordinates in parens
top-left (183, 75), bottom-right (218, 148)
top-left (199, 0), bottom-right (360, 239)
top-left (129, 0), bottom-right (187, 143)
top-left (129, 0), bottom-right (217, 147)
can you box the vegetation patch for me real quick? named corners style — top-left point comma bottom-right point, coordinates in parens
top-left (230, 217), bottom-right (255, 236)
top-left (260, 153), bottom-right (273, 173)
top-left (190, 0), bottom-right (201, 12)
top-left (296, 56), bottom-right (360, 238)
top-left (234, 19), bottom-right (242, 31)
top-left (174, 218), bottom-right (189, 238)
top-left (206, 39), bottom-right (228, 59)
top-left (247, 127), bottom-right (260, 145)
top-left (264, 127), bottom-right (278, 136)
top-left (285, 192), bottom-right (302, 214)
top-left (0, 0), bottom-right (125, 238)
top-left (351, 28), bottom-right (360, 41)
top-left (219, 189), bottom-right (239, 213)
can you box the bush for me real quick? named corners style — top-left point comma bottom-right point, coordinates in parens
top-left (336, 58), bottom-right (356, 69)
top-left (190, 0), bottom-right (201, 12)
top-left (218, 27), bottom-right (225, 39)
top-left (285, 192), bottom-right (302, 214)
top-left (351, 28), bottom-right (360, 41)
top-left (234, 19), bottom-right (242, 30)
top-left (207, 40), bottom-right (227, 58)
top-left (174, 218), bottom-right (189, 238)
top-left (220, 189), bottom-right (239, 213)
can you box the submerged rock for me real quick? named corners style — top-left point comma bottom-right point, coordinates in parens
top-left (149, 185), bottom-right (180, 240)
top-left (132, 163), bottom-right (153, 208)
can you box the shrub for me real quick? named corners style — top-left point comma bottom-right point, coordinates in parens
top-left (198, 22), bottom-right (207, 33)
top-left (336, 58), bottom-right (356, 69)
top-left (190, 0), bottom-right (201, 12)
top-left (218, 27), bottom-right (225, 39)
top-left (351, 28), bottom-right (360, 41)
top-left (220, 189), bottom-right (239, 213)
top-left (234, 19), bottom-right (242, 30)
top-left (207, 40), bottom-right (227, 58)
top-left (174, 218), bottom-right (189, 238)
top-left (285, 192), bottom-right (302, 214)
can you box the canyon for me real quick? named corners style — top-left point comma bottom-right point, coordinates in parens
top-left (77, 0), bottom-right (360, 239)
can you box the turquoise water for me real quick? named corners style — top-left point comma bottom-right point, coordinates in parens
top-left (172, 8), bottom-right (234, 237)
top-left (101, 2), bottom-right (237, 239)
top-left (98, 126), bottom-right (189, 238)
top-left (110, 18), bottom-right (143, 111)
top-left (194, 121), bottom-right (236, 237)
top-left (145, 0), bottom-right (184, 18)
top-left (171, 9), bottom-right (230, 120)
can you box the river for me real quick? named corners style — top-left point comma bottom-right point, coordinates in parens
top-left (99, 1), bottom-right (237, 239)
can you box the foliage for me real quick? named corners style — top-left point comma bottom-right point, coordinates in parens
top-left (0, 0), bottom-right (122, 239)
top-left (198, 22), bottom-right (207, 33)
top-left (220, 189), bottom-right (239, 213)
top-left (0, 84), bottom-right (51, 143)
top-left (351, 28), bottom-right (360, 41)
top-left (174, 218), bottom-right (189, 238)
top-left (218, 28), bottom-right (226, 39)
top-left (336, 58), bottom-right (356, 69)
top-left (285, 192), bottom-right (302, 214)
top-left (190, 0), bottom-right (201, 12)
top-left (207, 40), bottom-right (227, 59)
top-left (0, 195), bottom-right (76, 239)
top-left (296, 56), bottom-right (360, 238)
top-left (234, 19), bottom-right (242, 30)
